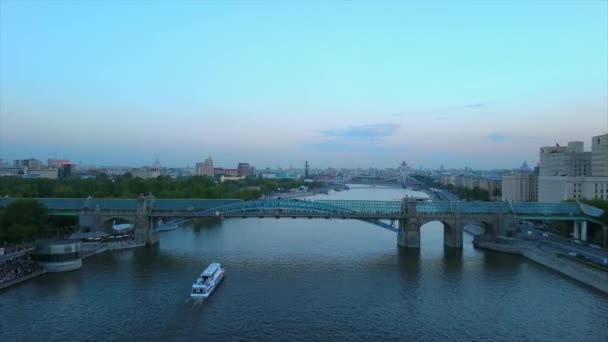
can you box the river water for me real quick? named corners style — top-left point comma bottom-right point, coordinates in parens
top-left (2, 185), bottom-right (607, 341)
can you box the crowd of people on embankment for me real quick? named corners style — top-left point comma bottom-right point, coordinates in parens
top-left (1, 242), bottom-right (34, 254)
top-left (0, 256), bottom-right (44, 286)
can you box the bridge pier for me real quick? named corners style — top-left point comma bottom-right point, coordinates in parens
top-left (581, 221), bottom-right (588, 241)
top-left (397, 219), bottom-right (420, 248)
top-left (443, 222), bottom-right (463, 248)
top-left (573, 221), bottom-right (588, 241)
top-left (133, 195), bottom-right (159, 246)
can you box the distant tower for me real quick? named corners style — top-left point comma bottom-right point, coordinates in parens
top-left (153, 157), bottom-right (161, 169)
top-left (305, 161), bottom-right (310, 179)
top-left (398, 161), bottom-right (409, 187)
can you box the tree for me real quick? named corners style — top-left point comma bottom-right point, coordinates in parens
top-left (0, 199), bottom-right (51, 242)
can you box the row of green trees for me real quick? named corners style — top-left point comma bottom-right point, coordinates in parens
top-left (0, 175), bottom-right (322, 200)
top-left (447, 185), bottom-right (491, 201)
top-left (0, 199), bottom-right (73, 243)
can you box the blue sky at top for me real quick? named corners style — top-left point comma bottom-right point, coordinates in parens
top-left (1, 1), bottom-right (606, 169)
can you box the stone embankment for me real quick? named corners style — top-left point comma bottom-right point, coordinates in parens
top-left (474, 239), bottom-right (608, 294)
top-left (0, 270), bottom-right (46, 290)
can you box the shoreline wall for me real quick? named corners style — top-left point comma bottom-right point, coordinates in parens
top-left (0, 270), bottom-right (46, 290)
top-left (474, 239), bottom-right (608, 294)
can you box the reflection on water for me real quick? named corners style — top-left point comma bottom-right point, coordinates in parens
top-left (2, 185), bottom-right (607, 341)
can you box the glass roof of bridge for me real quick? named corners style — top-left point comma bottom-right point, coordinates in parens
top-left (315, 200), bottom-right (402, 213)
top-left (0, 197), bottom-right (602, 218)
top-left (579, 202), bottom-right (605, 217)
top-left (315, 200), bottom-right (601, 217)
top-left (151, 199), bottom-right (242, 211)
top-left (510, 202), bottom-right (582, 215)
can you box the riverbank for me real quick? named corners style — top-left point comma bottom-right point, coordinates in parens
top-left (81, 240), bottom-right (146, 256)
top-left (0, 269), bottom-right (46, 290)
top-left (1, 240), bottom-right (145, 291)
top-left (266, 191), bottom-right (316, 199)
top-left (0, 247), bottom-right (35, 263)
top-left (474, 239), bottom-right (608, 294)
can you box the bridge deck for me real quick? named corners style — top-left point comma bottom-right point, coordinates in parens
top-left (0, 198), bottom-right (602, 223)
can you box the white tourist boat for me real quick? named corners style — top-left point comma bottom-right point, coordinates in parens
top-left (191, 263), bottom-right (225, 298)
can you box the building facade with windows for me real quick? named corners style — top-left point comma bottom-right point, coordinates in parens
top-left (23, 168), bottom-right (58, 179)
top-left (237, 163), bottom-right (252, 177)
top-left (14, 159), bottom-right (42, 169)
top-left (195, 157), bottom-right (214, 177)
top-left (591, 133), bottom-right (608, 177)
top-left (502, 171), bottom-right (538, 202)
top-left (538, 134), bottom-right (608, 202)
top-left (538, 176), bottom-right (608, 202)
top-left (539, 141), bottom-right (591, 177)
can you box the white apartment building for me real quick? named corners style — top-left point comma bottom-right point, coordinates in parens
top-left (538, 176), bottom-right (608, 202)
top-left (538, 134), bottom-right (608, 202)
top-left (539, 141), bottom-right (591, 176)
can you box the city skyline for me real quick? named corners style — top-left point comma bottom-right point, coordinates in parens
top-left (1, 1), bottom-right (607, 169)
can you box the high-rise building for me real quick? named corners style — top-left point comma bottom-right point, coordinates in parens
top-left (305, 161), bottom-right (310, 179)
top-left (48, 159), bottom-right (70, 168)
top-left (62, 163), bottom-right (73, 178)
top-left (538, 135), bottom-right (608, 202)
top-left (539, 141), bottom-right (590, 176)
top-left (203, 157), bottom-right (213, 176)
top-left (14, 158), bottom-right (42, 169)
top-left (237, 163), bottom-right (252, 177)
top-left (195, 157), bottom-right (214, 177)
top-left (502, 171), bottom-right (538, 202)
top-left (591, 133), bottom-right (608, 177)
top-left (195, 162), bottom-right (204, 176)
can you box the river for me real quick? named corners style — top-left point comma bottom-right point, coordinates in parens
top-left (1, 185), bottom-right (607, 341)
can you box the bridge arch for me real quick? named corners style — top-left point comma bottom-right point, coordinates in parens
top-left (417, 219), bottom-right (463, 248)
top-left (155, 199), bottom-right (398, 232)
top-left (102, 216), bottom-right (135, 232)
top-left (460, 218), bottom-right (497, 237)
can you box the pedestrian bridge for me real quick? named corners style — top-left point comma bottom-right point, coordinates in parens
top-left (1, 197), bottom-right (603, 248)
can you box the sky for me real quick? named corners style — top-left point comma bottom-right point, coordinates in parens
top-left (1, 1), bottom-right (607, 170)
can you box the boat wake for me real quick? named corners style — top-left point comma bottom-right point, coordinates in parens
top-left (186, 297), bottom-right (205, 306)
